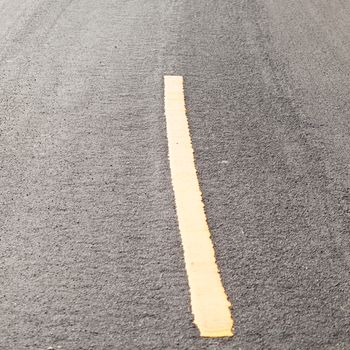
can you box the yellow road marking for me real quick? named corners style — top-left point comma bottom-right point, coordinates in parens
top-left (164, 75), bottom-right (234, 338)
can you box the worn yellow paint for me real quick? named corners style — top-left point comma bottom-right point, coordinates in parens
top-left (164, 75), bottom-right (234, 338)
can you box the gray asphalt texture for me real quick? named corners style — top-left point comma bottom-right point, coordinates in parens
top-left (0, 1), bottom-right (350, 349)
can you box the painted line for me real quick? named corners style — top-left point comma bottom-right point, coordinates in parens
top-left (164, 75), bottom-right (234, 338)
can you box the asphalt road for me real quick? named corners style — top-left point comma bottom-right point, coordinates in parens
top-left (0, 1), bottom-right (350, 349)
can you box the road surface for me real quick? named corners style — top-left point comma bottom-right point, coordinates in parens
top-left (0, 1), bottom-right (350, 349)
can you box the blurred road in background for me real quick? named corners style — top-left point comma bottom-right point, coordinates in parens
top-left (0, 1), bottom-right (350, 349)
